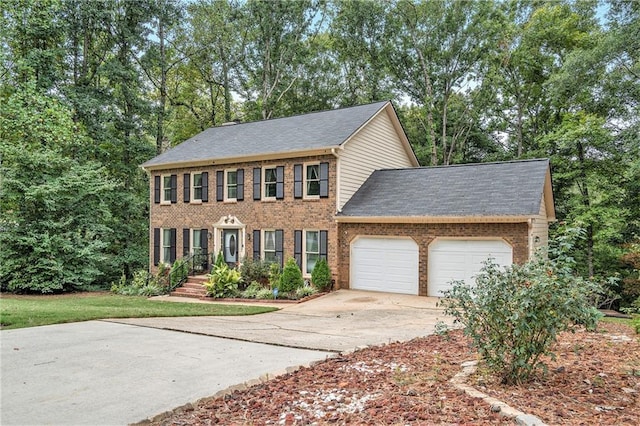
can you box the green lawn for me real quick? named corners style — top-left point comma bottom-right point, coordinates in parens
top-left (0, 293), bottom-right (277, 330)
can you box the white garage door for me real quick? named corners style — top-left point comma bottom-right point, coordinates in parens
top-left (428, 239), bottom-right (512, 297)
top-left (351, 237), bottom-right (419, 295)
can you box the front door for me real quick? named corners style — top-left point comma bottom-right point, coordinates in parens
top-left (223, 229), bottom-right (239, 266)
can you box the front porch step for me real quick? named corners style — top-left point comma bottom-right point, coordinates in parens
top-left (170, 275), bottom-right (208, 298)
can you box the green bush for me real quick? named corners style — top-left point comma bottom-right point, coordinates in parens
top-left (311, 258), bottom-right (331, 291)
top-left (169, 258), bottom-right (188, 289)
top-left (240, 257), bottom-right (270, 286)
top-left (241, 281), bottom-right (265, 298)
top-left (295, 285), bottom-right (318, 299)
top-left (440, 229), bottom-right (602, 384)
top-left (203, 263), bottom-right (241, 298)
top-left (268, 262), bottom-right (282, 290)
top-left (255, 288), bottom-right (275, 300)
top-left (279, 257), bottom-right (304, 293)
top-left (110, 269), bottom-right (166, 296)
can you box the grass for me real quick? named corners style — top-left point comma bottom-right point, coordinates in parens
top-left (0, 292), bottom-right (278, 330)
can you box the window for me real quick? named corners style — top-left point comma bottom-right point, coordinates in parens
top-left (263, 230), bottom-right (277, 263)
top-left (226, 170), bottom-right (237, 200)
top-left (162, 229), bottom-right (172, 263)
top-left (192, 229), bottom-right (203, 254)
top-left (294, 229), bottom-right (327, 275)
top-left (192, 173), bottom-right (203, 201)
top-left (161, 175), bottom-right (176, 204)
top-left (305, 230), bottom-right (320, 275)
top-left (264, 167), bottom-right (277, 198)
top-left (305, 164), bottom-right (320, 198)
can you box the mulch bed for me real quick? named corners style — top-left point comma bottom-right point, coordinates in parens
top-left (147, 322), bottom-right (639, 425)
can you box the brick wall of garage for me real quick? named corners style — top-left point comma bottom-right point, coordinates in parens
top-left (149, 154), bottom-right (338, 280)
top-left (336, 222), bottom-right (529, 296)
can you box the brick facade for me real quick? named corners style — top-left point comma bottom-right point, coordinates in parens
top-left (149, 154), bottom-right (338, 280)
top-left (336, 222), bottom-right (529, 296)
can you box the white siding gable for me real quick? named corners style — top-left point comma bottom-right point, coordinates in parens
top-left (337, 107), bottom-right (416, 211)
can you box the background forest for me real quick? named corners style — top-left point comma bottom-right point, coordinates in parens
top-left (0, 0), bottom-right (638, 309)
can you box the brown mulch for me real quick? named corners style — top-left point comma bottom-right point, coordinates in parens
top-left (150, 322), bottom-right (639, 425)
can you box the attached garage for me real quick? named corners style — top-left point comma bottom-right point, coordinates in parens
top-left (350, 237), bottom-right (419, 295)
top-left (427, 239), bottom-right (513, 297)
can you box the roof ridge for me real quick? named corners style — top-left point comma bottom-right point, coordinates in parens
top-left (374, 158), bottom-right (549, 173)
top-left (213, 100), bottom-right (390, 129)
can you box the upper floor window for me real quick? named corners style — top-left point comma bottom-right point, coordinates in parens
top-left (264, 167), bottom-right (277, 199)
top-left (154, 174), bottom-right (176, 204)
top-left (254, 166), bottom-right (283, 200)
top-left (294, 162), bottom-right (329, 199)
top-left (183, 172), bottom-right (208, 203)
top-left (226, 170), bottom-right (238, 200)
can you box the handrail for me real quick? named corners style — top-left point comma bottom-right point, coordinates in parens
top-left (167, 250), bottom-right (209, 292)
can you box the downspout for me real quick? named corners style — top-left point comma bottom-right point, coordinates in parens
top-left (331, 148), bottom-right (341, 213)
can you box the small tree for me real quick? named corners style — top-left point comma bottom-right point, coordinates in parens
top-left (279, 257), bottom-right (304, 293)
top-left (440, 228), bottom-right (602, 384)
top-left (311, 258), bottom-right (331, 291)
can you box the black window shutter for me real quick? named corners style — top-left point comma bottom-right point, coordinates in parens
top-left (183, 174), bottom-right (190, 203)
top-left (293, 164), bottom-right (303, 198)
top-left (154, 176), bottom-right (161, 204)
top-left (276, 166), bottom-right (284, 200)
top-left (153, 228), bottom-right (160, 266)
top-left (237, 169), bottom-right (244, 201)
top-left (216, 171), bottom-right (224, 201)
top-left (253, 168), bottom-right (261, 200)
top-left (183, 228), bottom-right (190, 256)
top-left (253, 230), bottom-right (261, 260)
top-left (319, 162), bottom-right (329, 198)
top-left (201, 172), bottom-right (209, 202)
top-left (320, 230), bottom-right (328, 260)
top-left (169, 228), bottom-right (177, 263)
top-left (200, 229), bottom-right (208, 257)
top-left (294, 230), bottom-right (302, 269)
top-left (170, 175), bottom-right (177, 203)
top-left (276, 229), bottom-right (284, 267)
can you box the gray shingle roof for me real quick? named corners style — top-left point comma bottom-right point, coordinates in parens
top-left (142, 101), bottom-right (389, 168)
top-left (339, 159), bottom-right (551, 218)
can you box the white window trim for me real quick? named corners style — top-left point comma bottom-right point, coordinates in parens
top-left (190, 172), bottom-right (203, 204)
top-left (262, 165), bottom-right (278, 201)
top-left (262, 229), bottom-right (277, 263)
top-left (302, 229), bottom-right (320, 277)
top-left (161, 228), bottom-right (172, 263)
top-left (160, 175), bottom-right (172, 205)
top-left (224, 168), bottom-right (238, 202)
top-left (303, 162), bottom-right (320, 200)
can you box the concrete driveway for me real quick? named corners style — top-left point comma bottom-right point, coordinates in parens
top-left (113, 290), bottom-right (451, 352)
top-left (1, 290), bottom-right (450, 425)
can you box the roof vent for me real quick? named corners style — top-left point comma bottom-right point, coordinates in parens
top-left (221, 119), bottom-right (241, 126)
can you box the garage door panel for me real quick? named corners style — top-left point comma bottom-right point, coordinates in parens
top-left (428, 239), bottom-right (512, 297)
top-left (351, 237), bottom-right (419, 295)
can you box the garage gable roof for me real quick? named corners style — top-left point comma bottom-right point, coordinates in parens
top-left (338, 159), bottom-right (554, 220)
top-left (142, 101), bottom-right (391, 169)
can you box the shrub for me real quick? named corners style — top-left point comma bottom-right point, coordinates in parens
top-left (311, 258), bottom-right (331, 291)
top-left (255, 288), bottom-right (275, 300)
top-left (295, 285), bottom-right (318, 299)
top-left (241, 281), bottom-right (264, 299)
top-left (240, 257), bottom-right (270, 286)
top-left (440, 229), bottom-right (602, 384)
top-left (268, 262), bottom-right (282, 290)
top-left (110, 269), bottom-right (166, 296)
top-left (203, 263), bottom-right (241, 298)
top-left (279, 257), bottom-right (304, 293)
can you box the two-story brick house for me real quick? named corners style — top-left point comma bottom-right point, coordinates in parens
top-left (141, 101), bottom-right (555, 297)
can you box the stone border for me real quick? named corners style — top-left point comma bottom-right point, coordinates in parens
top-left (450, 360), bottom-right (547, 426)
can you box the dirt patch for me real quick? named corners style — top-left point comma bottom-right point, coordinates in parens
top-left (146, 322), bottom-right (639, 425)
